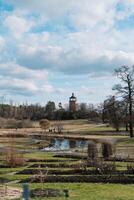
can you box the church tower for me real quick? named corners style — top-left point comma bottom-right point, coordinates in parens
top-left (69, 93), bottom-right (77, 112)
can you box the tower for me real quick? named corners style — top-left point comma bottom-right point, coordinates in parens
top-left (69, 93), bottom-right (77, 112)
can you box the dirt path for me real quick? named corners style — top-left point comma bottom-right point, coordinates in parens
top-left (0, 186), bottom-right (22, 200)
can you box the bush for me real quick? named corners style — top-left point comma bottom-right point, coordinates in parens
top-left (0, 117), bottom-right (6, 128)
top-left (5, 148), bottom-right (25, 167)
top-left (87, 142), bottom-right (98, 160)
top-left (16, 120), bottom-right (33, 128)
top-left (102, 142), bottom-right (113, 159)
top-left (0, 118), bottom-right (33, 129)
top-left (95, 162), bottom-right (116, 174)
top-left (4, 137), bottom-right (25, 167)
top-left (22, 174), bottom-right (134, 184)
top-left (30, 188), bottom-right (62, 198)
top-left (39, 119), bottom-right (50, 132)
top-left (127, 165), bottom-right (134, 173)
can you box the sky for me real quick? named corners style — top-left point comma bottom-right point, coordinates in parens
top-left (0, 0), bottom-right (134, 106)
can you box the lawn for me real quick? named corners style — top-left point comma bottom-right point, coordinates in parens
top-left (29, 183), bottom-right (134, 200)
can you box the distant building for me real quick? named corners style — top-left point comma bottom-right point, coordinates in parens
top-left (69, 93), bottom-right (77, 112)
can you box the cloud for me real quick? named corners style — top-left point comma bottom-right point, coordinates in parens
top-left (4, 0), bottom-right (117, 24)
top-left (1, 0), bottom-right (134, 101)
top-left (1, 0), bottom-right (134, 74)
top-left (2, 0), bottom-right (134, 75)
top-left (4, 0), bottom-right (74, 18)
top-left (0, 36), bottom-right (5, 47)
top-left (16, 35), bottom-right (134, 75)
top-left (0, 62), bottom-right (62, 96)
top-left (4, 14), bottom-right (35, 39)
top-left (0, 78), bottom-right (37, 95)
top-left (0, 62), bottom-right (48, 80)
top-left (0, 36), bottom-right (5, 56)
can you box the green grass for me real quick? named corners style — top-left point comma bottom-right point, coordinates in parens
top-left (28, 183), bottom-right (134, 200)
top-left (118, 138), bottom-right (134, 145)
top-left (7, 183), bottom-right (134, 200)
top-left (24, 151), bottom-right (55, 159)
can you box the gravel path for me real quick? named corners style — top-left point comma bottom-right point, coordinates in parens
top-left (0, 186), bottom-right (22, 200)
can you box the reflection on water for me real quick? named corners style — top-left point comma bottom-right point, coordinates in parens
top-left (42, 138), bottom-right (88, 151)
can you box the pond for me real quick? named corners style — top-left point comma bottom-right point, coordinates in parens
top-left (42, 138), bottom-right (88, 151)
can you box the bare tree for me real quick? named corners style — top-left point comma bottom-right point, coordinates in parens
top-left (39, 119), bottom-right (50, 133)
top-left (113, 66), bottom-right (134, 137)
top-left (103, 96), bottom-right (123, 131)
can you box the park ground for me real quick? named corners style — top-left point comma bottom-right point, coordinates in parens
top-left (0, 119), bottom-right (134, 200)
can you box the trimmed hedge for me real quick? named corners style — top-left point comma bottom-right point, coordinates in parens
top-left (29, 162), bottom-right (92, 168)
top-left (17, 168), bottom-right (134, 176)
top-left (21, 174), bottom-right (134, 184)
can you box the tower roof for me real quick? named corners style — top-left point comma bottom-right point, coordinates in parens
top-left (70, 93), bottom-right (76, 100)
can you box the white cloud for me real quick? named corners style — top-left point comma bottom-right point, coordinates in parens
top-left (4, 0), bottom-right (74, 18)
top-left (0, 62), bottom-right (48, 80)
top-left (0, 36), bottom-right (5, 48)
top-left (0, 62), bottom-right (66, 96)
top-left (2, 0), bottom-right (133, 75)
top-left (4, 0), bottom-right (124, 30)
top-left (1, 0), bottom-right (134, 101)
top-left (0, 77), bottom-right (38, 95)
top-left (4, 15), bottom-right (35, 39)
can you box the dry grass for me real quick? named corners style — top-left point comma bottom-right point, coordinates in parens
top-left (51, 120), bottom-right (111, 132)
top-left (0, 119), bottom-right (126, 137)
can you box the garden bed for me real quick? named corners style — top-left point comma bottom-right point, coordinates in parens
top-left (30, 188), bottom-right (62, 198)
top-left (27, 158), bottom-right (77, 163)
top-left (29, 162), bottom-right (90, 168)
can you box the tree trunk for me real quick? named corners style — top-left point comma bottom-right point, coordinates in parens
top-left (129, 102), bottom-right (133, 137)
top-left (128, 85), bottom-right (133, 137)
top-left (125, 123), bottom-right (129, 131)
top-left (116, 127), bottom-right (119, 132)
top-left (102, 110), bottom-right (105, 123)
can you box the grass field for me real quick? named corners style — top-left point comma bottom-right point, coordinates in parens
top-left (29, 183), bottom-right (134, 200)
top-left (0, 120), bottom-right (134, 199)
top-left (51, 120), bottom-right (118, 133)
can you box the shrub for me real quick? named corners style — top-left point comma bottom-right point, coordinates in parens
top-left (30, 188), bottom-right (62, 198)
top-left (127, 165), bottom-right (134, 173)
top-left (102, 142), bottom-right (113, 159)
top-left (0, 117), bottom-right (6, 128)
top-left (0, 118), bottom-right (33, 129)
top-left (22, 174), bottom-right (134, 184)
top-left (5, 147), bottom-right (25, 167)
top-left (16, 120), bottom-right (33, 128)
top-left (3, 119), bottom-right (17, 129)
top-left (4, 137), bottom-right (25, 167)
top-left (87, 142), bottom-right (98, 160)
top-left (39, 119), bottom-right (50, 132)
top-left (95, 162), bottom-right (116, 174)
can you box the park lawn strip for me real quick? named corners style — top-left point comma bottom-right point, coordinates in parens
top-left (0, 166), bottom-right (27, 174)
top-left (9, 182), bottom-right (134, 200)
top-left (117, 138), bottom-right (134, 145)
top-left (24, 152), bottom-right (58, 160)
top-left (28, 183), bottom-right (134, 200)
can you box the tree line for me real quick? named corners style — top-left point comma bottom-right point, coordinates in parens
top-left (0, 101), bottom-right (100, 121)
